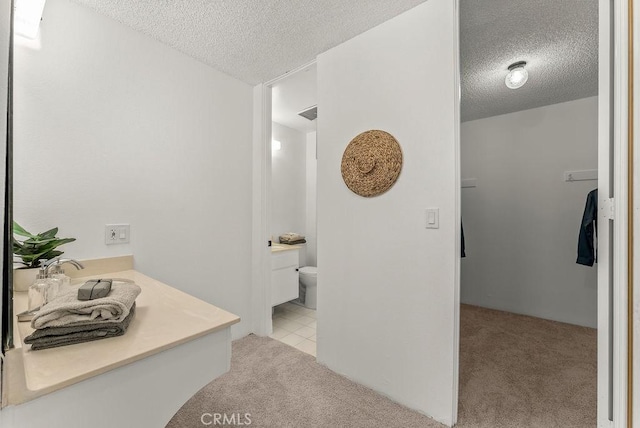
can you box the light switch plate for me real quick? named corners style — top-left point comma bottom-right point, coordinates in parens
top-left (105, 224), bottom-right (130, 245)
top-left (425, 208), bottom-right (439, 229)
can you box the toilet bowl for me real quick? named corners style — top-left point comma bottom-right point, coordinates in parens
top-left (299, 266), bottom-right (317, 309)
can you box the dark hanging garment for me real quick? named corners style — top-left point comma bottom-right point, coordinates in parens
top-left (577, 189), bottom-right (598, 266)
top-left (461, 223), bottom-right (466, 258)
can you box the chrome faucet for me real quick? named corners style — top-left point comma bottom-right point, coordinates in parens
top-left (44, 258), bottom-right (84, 276)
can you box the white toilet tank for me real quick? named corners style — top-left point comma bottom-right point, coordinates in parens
top-left (299, 266), bottom-right (317, 309)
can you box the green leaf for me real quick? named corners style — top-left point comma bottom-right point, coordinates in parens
top-left (38, 228), bottom-right (59, 239)
top-left (39, 250), bottom-right (64, 261)
top-left (19, 253), bottom-right (46, 265)
top-left (20, 248), bottom-right (63, 264)
top-left (11, 222), bottom-right (75, 267)
top-left (17, 238), bottom-right (75, 255)
top-left (12, 238), bottom-right (23, 251)
top-left (47, 238), bottom-right (76, 247)
top-left (12, 221), bottom-right (37, 239)
top-left (24, 237), bottom-right (70, 246)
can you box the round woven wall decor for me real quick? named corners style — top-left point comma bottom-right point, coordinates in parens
top-left (341, 130), bottom-right (403, 197)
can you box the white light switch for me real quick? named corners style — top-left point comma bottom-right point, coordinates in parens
top-left (105, 224), bottom-right (130, 245)
top-left (425, 208), bottom-right (439, 229)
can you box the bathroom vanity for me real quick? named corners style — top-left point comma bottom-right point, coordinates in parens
top-left (270, 244), bottom-right (301, 306)
top-left (1, 256), bottom-right (240, 428)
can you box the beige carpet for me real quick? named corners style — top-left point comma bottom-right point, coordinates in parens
top-left (456, 305), bottom-right (596, 428)
top-left (166, 334), bottom-right (442, 428)
top-left (167, 305), bottom-right (596, 427)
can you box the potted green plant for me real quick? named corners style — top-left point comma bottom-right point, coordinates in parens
top-left (12, 221), bottom-right (76, 290)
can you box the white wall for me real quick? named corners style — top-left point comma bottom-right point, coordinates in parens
top-left (305, 131), bottom-right (317, 266)
top-left (316, 1), bottom-right (458, 425)
top-left (461, 97), bottom-right (598, 328)
top-left (13, 0), bottom-right (254, 338)
top-left (271, 122), bottom-right (306, 248)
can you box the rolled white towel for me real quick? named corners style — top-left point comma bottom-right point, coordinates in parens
top-left (31, 281), bottom-right (141, 329)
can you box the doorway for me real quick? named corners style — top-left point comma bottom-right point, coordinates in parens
top-left (252, 62), bottom-right (318, 356)
top-left (456, 0), bottom-right (629, 426)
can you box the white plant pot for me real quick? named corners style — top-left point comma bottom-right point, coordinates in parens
top-left (13, 267), bottom-right (39, 292)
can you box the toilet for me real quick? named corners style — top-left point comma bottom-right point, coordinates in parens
top-left (299, 266), bottom-right (318, 309)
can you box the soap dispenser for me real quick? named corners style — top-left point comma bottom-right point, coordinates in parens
top-left (45, 258), bottom-right (84, 288)
top-left (27, 261), bottom-right (58, 311)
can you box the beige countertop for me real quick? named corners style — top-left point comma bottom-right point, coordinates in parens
top-left (271, 243), bottom-right (304, 253)
top-left (6, 260), bottom-right (240, 405)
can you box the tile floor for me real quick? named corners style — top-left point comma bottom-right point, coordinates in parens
top-left (270, 301), bottom-right (316, 357)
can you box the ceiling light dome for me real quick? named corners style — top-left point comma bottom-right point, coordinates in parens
top-left (505, 61), bottom-right (528, 89)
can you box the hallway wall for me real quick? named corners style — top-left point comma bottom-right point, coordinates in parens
top-left (317, 1), bottom-right (459, 424)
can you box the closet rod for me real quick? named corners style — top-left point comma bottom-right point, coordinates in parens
top-left (564, 169), bottom-right (598, 182)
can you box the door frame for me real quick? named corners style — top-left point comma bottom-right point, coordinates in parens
top-left (251, 60), bottom-right (317, 337)
top-left (632, 0), bottom-right (640, 423)
top-left (605, 0), bottom-right (631, 426)
top-left (452, 0), bottom-right (461, 424)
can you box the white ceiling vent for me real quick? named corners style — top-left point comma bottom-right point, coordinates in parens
top-left (297, 105), bottom-right (317, 121)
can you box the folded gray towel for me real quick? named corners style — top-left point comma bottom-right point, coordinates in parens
top-left (25, 304), bottom-right (136, 351)
top-left (31, 281), bottom-right (141, 329)
top-left (279, 239), bottom-right (306, 245)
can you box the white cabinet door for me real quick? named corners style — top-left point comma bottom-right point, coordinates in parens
top-left (271, 266), bottom-right (299, 307)
top-left (271, 251), bottom-right (299, 307)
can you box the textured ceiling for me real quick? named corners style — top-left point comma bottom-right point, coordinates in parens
top-left (460, 0), bottom-right (598, 122)
top-left (69, 0), bottom-right (598, 121)
top-left (71, 0), bottom-right (425, 85)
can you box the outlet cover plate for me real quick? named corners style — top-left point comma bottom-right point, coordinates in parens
top-left (105, 224), bottom-right (130, 245)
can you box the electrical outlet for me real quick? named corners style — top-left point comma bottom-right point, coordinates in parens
top-left (105, 224), bottom-right (130, 245)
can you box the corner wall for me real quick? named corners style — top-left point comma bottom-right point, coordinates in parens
top-left (461, 97), bottom-right (598, 327)
top-left (316, 0), bottom-right (458, 424)
top-left (13, 0), bottom-right (254, 338)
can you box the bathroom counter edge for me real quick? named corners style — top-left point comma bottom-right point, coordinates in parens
top-left (271, 243), bottom-right (305, 253)
top-left (5, 264), bottom-right (240, 405)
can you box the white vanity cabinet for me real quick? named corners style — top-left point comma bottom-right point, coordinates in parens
top-left (271, 249), bottom-right (299, 307)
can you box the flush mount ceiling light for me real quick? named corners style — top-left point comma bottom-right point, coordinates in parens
top-left (272, 140), bottom-right (281, 151)
top-left (505, 61), bottom-right (529, 89)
